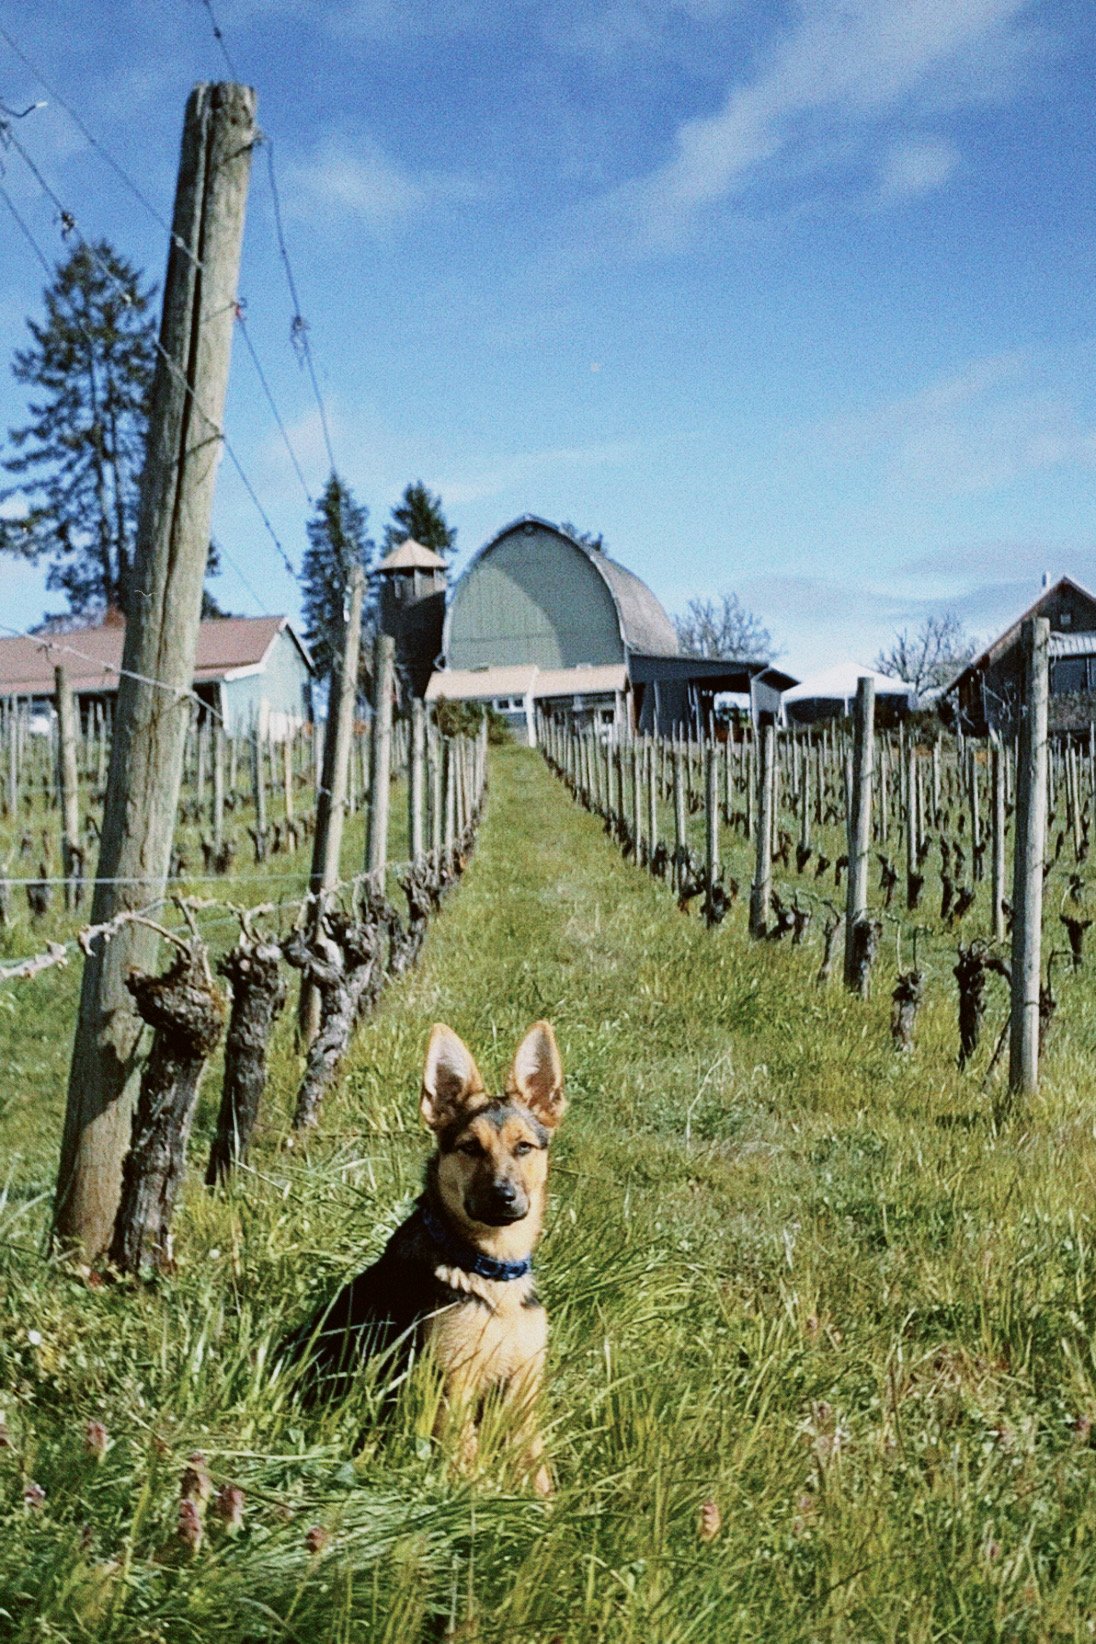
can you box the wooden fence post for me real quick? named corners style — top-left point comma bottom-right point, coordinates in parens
top-left (298, 562), bottom-right (364, 1047)
top-left (55, 82), bottom-right (256, 1260)
top-left (843, 676), bottom-right (875, 991)
top-left (749, 723), bottom-right (775, 937)
top-left (365, 634), bottom-right (395, 881)
top-left (409, 697), bottom-right (425, 862)
top-left (991, 733), bottom-right (1006, 943)
top-left (1007, 617), bottom-right (1050, 1103)
top-left (704, 741), bottom-right (719, 925)
top-left (54, 666), bottom-right (82, 909)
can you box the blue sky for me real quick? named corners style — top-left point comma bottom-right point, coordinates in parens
top-left (1, 0), bottom-right (1093, 674)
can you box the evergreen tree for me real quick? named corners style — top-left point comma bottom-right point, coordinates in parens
top-left (1, 241), bottom-right (156, 616)
top-left (382, 479), bottom-right (457, 557)
top-left (301, 472), bottom-right (374, 684)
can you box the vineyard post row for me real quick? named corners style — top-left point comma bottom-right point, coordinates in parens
top-left (538, 616), bottom-right (1055, 1102)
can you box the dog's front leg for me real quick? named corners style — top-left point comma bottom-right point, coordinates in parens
top-left (508, 1354), bottom-right (552, 1497)
top-left (434, 1367), bottom-right (480, 1477)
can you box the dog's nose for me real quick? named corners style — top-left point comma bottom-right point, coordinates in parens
top-left (494, 1181), bottom-right (519, 1205)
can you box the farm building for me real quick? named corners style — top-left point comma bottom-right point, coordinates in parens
top-left (433, 515), bottom-right (762, 737)
top-left (943, 576), bottom-right (1096, 735)
top-left (782, 663), bottom-right (914, 726)
top-left (374, 537), bottom-right (447, 701)
top-left (0, 614), bottom-right (314, 737)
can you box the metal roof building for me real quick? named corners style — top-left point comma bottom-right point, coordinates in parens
top-left (436, 516), bottom-right (760, 736)
top-left (0, 615), bottom-right (314, 737)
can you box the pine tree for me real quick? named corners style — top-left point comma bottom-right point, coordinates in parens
top-left (301, 472), bottom-right (374, 683)
top-left (1, 241), bottom-right (156, 616)
top-left (382, 480), bottom-right (457, 557)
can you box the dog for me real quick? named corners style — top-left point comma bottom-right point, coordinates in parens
top-left (287, 1019), bottom-right (564, 1495)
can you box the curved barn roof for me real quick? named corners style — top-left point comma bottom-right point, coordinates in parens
top-left (450, 516), bottom-right (678, 659)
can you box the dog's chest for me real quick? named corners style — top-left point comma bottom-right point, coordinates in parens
top-left (424, 1266), bottom-right (546, 1388)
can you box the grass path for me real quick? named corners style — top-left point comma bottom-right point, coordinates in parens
top-left (5, 744), bottom-right (1096, 1640)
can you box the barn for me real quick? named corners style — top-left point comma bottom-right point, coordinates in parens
top-left (434, 516), bottom-right (761, 736)
top-left (0, 614), bottom-right (314, 737)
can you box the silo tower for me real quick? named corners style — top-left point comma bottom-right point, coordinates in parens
top-left (373, 538), bottom-right (447, 700)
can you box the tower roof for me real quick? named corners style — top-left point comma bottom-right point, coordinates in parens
top-left (375, 538), bottom-right (447, 573)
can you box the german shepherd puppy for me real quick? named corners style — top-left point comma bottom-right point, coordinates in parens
top-left (289, 1020), bottom-right (564, 1494)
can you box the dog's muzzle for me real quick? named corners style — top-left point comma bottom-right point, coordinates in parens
top-left (467, 1182), bottom-right (528, 1226)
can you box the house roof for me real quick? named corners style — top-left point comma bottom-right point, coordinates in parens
top-left (1049, 631), bottom-right (1096, 658)
top-left (0, 614), bottom-right (312, 697)
top-left (942, 576), bottom-right (1096, 696)
top-left (424, 663), bottom-right (628, 703)
top-left (783, 663), bottom-right (913, 704)
top-left (461, 516), bottom-right (680, 659)
top-left (375, 538), bottom-right (447, 573)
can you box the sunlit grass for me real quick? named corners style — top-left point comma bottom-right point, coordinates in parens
top-left (4, 743), bottom-right (1096, 1638)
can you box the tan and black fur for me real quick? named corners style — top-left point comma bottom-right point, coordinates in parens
top-left (288, 1020), bottom-right (564, 1494)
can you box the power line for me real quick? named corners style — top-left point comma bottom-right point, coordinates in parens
top-left (262, 137), bottom-right (338, 476)
top-left (195, 0), bottom-right (239, 79)
top-left (0, 117), bottom-right (301, 588)
top-left (0, 21), bottom-right (317, 514)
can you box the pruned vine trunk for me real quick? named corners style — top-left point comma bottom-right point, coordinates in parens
top-left (109, 945), bottom-right (225, 1275)
top-left (206, 936), bottom-right (287, 1184)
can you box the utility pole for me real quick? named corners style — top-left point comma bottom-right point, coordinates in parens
top-left (55, 83), bottom-right (256, 1259)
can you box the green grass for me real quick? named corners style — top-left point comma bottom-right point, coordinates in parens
top-left (5, 743), bottom-right (1096, 1639)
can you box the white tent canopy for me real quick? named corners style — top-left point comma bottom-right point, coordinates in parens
top-left (782, 663), bottom-right (913, 708)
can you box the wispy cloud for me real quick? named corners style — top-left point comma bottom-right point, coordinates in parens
top-left (283, 133), bottom-right (488, 230)
top-left (437, 439), bottom-right (639, 506)
top-left (877, 134), bottom-right (959, 200)
top-left (599, 0), bottom-right (1040, 247)
top-left (813, 353), bottom-right (1096, 496)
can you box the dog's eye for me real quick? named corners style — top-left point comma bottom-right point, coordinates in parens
top-left (457, 1139), bottom-right (483, 1158)
top-left (513, 1141), bottom-right (536, 1157)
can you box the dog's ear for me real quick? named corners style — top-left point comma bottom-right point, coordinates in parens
top-left (421, 1024), bottom-right (485, 1131)
top-left (507, 1021), bottom-right (565, 1130)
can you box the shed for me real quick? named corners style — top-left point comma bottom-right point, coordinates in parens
top-left (783, 663), bottom-right (914, 725)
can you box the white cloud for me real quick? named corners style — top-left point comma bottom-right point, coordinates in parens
top-left (877, 134), bottom-right (960, 199)
top-left (814, 353), bottom-right (1096, 496)
top-left (602, 0), bottom-right (1039, 246)
top-left (437, 440), bottom-right (638, 506)
top-left (283, 134), bottom-right (487, 229)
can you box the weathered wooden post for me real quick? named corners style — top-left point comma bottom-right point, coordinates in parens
top-left (409, 697), bottom-right (425, 862)
top-left (704, 740), bottom-right (719, 925)
top-left (749, 723), bottom-right (775, 937)
top-left (1007, 618), bottom-right (1050, 1103)
top-left (297, 561), bottom-right (364, 1047)
top-left (55, 82), bottom-right (256, 1260)
top-left (672, 742), bottom-right (687, 889)
top-left (991, 733), bottom-right (1006, 944)
top-left (54, 666), bottom-right (82, 909)
top-left (843, 676), bottom-right (875, 992)
top-left (283, 731), bottom-right (295, 827)
top-left (428, 720), bottom-right (442, 855)
top-left (365, 634), bottom-right (395, 882)
top-left (211, 724), bottom-right (225, 853)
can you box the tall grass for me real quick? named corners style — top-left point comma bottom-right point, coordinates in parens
top-left (4, 744), bottom-right (1096, 1639)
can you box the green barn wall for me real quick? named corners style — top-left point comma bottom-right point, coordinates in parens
top-left (447, 524), bottom-right (623, 670)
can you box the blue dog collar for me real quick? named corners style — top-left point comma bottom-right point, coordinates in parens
top-left (420, 1200), bottom-right (532, 1283)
